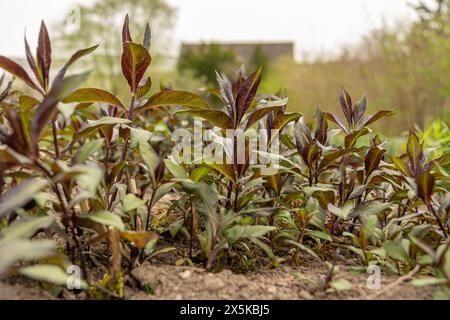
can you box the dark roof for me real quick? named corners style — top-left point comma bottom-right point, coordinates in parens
top-left (180, 41), bottom-right (294, 63)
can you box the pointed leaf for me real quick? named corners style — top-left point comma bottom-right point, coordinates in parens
top-left (344, 127), bottom-right (369, 148)
top-left (87, 211), bottom-right (125, 231)
top-left (63, 88), bottom-right (125, 112)
top-left (53, 44), bottom-right (98, 84)
top-left (362, 110), bottom-right (396, 127)
top-left (37, 21), bottom-right (51, 89)
top-left (175, 109), bottom-right (233, 130)
top-left (235, 67), bottom-right (262, 121)
top-left (31, 71), bottom-right (90, 152)
top-left (0, 56), bottom-right (42, 93)
top-left (143, 23), bottom-right (151, 50)
top-left (136, 90), bottom-right (208, 113)
top-left (122, 14), bottom-right (132, 43)
top-left (20, 264), bottom-right (88, 289)
top-left (121, 42), bottom-right (151, 92)
top-left (416, 171), bottom-right (434, 205)
top-left (0, 178), bottom-right (48, 219)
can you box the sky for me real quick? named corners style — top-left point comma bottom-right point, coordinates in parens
top-left (0, 0), bottom-right (428, 60)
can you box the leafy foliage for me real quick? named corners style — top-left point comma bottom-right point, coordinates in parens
top-left (0, 14), bottom-right (449, 300)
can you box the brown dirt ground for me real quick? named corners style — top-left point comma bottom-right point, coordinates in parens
top-left (0, 194), bottom-right (436, 300)
top-left (126, 263), bottom-right (433, 300)
top-left (0, 258), bottom-right (435, 300)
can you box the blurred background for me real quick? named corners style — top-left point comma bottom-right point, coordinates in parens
top-left (0, 0), bottom-right (448, 135)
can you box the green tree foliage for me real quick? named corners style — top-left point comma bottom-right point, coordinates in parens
top-left (55, 0), bottom-right (176, 96)
top-left (249, 45), bottom-right (270, 74)
top-left (178, 43), bottom-right (238, 85)
top-left (263, 0), bottom-right (450, 133)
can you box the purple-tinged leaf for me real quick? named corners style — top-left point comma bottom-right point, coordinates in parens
top-left (244, 106), bottom-right (279, 131)
top-left (339, 88), bottom-right (352, 127)
top-left (175, 109), bottom-right (233, 130)
top-left (143, 23), bottom-right (151, 50)
top-left (121, 42), bottom-right (151, 93)
top-left (24, 35), bottom-right (42, 88)
top-left (271, 113), bottom-right (302, 131)
top-left (216, 71), bottom-right (235, 122)
top-left (31, 71), bottom-right (90, 157)
top-left (344, 127), bottom-right (369, 148)
top-left (365, 146), bottom-right (386, 176)
top-left (406, 131), bottom-right (423, 173)
top-left (416, 171), bottom-right (434, 205)
top-left (235, 67), bottom-right (262, 123)
top-left (354, 96), bottom-right (367, 124)
top-left (53, 44), bottom-right (98, 84)
top-left (122, 14), bottom-right (132, 43)
top-left (37, 21), bottom-right (51, 90)
top-left (62, 88), bottom-right (126, 113)
top-left (391, 155), bottom-right (411, 177)
top-left (137, 77), bottom-right (152, 99)
top-left (362, 110), bottom-right (396, 127)
top-left (135, 90), bottom-right (208, 113)
top-left (0, 56), bottom-right (43, 94)
top-left (324, 112), bottom-right (348, 134)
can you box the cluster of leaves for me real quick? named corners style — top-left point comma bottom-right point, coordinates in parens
top-left (0, 15), bottom-right (449, 299)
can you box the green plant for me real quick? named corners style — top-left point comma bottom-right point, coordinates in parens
top-left (0, 14), bottom-right (448, 301)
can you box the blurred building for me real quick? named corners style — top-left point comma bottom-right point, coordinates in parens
top-left (179, 41), bottom-right (294, 64)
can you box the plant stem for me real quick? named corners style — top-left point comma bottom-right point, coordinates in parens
top-left (428, 203), bottom-right (447, 237)
top-left (51, 120), bottom-right (60, 159)
top-left (109, 93), bottom-right (136, 208)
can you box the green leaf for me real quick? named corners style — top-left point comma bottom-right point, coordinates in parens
top-left (406, 131), bottom-right (422, 171)
top-left (327, 203), bottom-right (353, 220)
top-left (120, 230), bottom-right (158, 249)
top-left (138, 138), bottom-right (160, 182)
top-left (305, 230), bottom-right (332, 242)
top-left (175, 109), bottom-right (233, 130)
top-left (224, 225), bottom-right (275, 244)
top-left (164, 159), bottom-right (188, 178)
top-left (62, 88), bottom-right (126, 113)
top-left (391, 156), bottom-right (411, 176)
top-left (350, 201), bottom-right (390, 219)
top-left (0, 216), bottom-right (54, 244)
top-left (75, 138), bottom-right (104, 164)
top-left (74, 117), bottom-right (130, 140)
top-left (416, 171), bottom-right (434, 205)
top-left (136, 90), bottom-right (209, 113)
top-left (122, 194), bottom-right (146, 213)
top-left (0, 178), bottom-right (48, 219)
top-left (150, 182), bottom-right (175, 208)
top-left (190, 166), bottom-right (210, 182)
top-left (180, 180), bottom-right (218, 221)
top-left (344, 127), bottom-right (369, 148)
top-left (0, 240), bottom-right (56, 275)
top-left (271, 113), bottom-right (302, 131)
top-left (87, 211), bottom-right (125, 231)
top-left (20, 264), bottom-right (88, 289)
top-left (329, 278), bottom-right (352, 291)
top-left (208, 163), bottom-right (236, 182)
top-left (383, 240), bottom-right (409, 261)
top-left (411, 277), bottom-right (448, 287)
top-left (121, 42), bottom-right (151, 92)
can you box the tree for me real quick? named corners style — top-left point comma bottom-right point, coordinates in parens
top-left (249, 45), bottom-right (269, 75)
top-left (55, 0), bottom-right (176, 96)
top-left (177, 43), bottom-right (238, 85)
